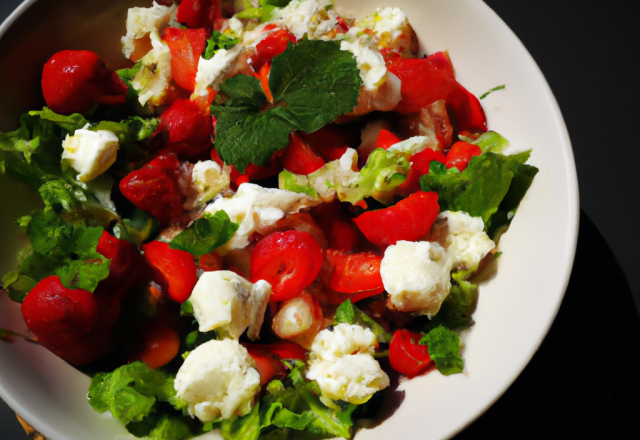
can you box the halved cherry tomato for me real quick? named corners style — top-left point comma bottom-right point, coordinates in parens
top-left (252, 29), bottom-right (297, 71)
top-left (250, 230), bottom-right (323, 302)
top-left (279, 132), bottom-right (325, 175)
top-left (157, 98), bottom-right (213, 158)
top-left (142, 241), bottom-right (198, 303)
top-left (133, 325), bottom-right (181, 369)
top-left (247, 349), bottom-right (287, 387)
top-left (198, 251), bottom-right (223, 272)
top-left (326, 249), bottom-right (383, 293)
top-left (41, 50), bottom-right (128, 115)
top-left (354, 191), bottom-right (440, 248)
top-left (397, 148), bottom-right (447, 195)
top-left (389, 329), bottom-right (433, 378)
top-left (95, 231), bottom-right (150, 299)
top-left (299, 124), bottom-right (357, 161)
top-left (445, 141), bottom-right (482, 172)
top-left (163, 28), bottom-right (209, 92)
top-left (177, 0), bottom-right (222, 29)
top-left (119, 152), bottom-right (184, 227)
top-left (375, 129), bottom-right (402, 150)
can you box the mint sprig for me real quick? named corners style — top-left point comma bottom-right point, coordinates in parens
top-left (211, 39), bottom-right (362, 172)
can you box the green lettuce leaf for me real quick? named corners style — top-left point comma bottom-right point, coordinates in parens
top-left (204, 31), bottom-right (241, 60)
top-left (211, 39), bottom-right (362, 172)
top-left (423, 271), bottom-right (478, 332)
top-left (419, 326), bottom-right (464, 376)
top-left (334, 300), bottom-right (391, 343)
top-left (170, 211), bottom-right (239, 256)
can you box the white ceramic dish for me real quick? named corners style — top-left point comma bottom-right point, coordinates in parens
top-left (0, 0), bottom-right (579, 439)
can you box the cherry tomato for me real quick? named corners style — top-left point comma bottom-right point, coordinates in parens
top-left (389, 329), bottom-right (433, 378)
top-left (198, 251), bottom-right (223, 272)
top-left (326, 249), bottom-right (383, 293)
top-left (252, 29), bottom-right (297, 71)
top-left (119, 152), bottom-right (184, 227)
top-left (163, 28), bottom-right (209, 92)
top-left (41, 50), bottom-right (128, 115)
top-left (299, 124), bottom-right (357, 161)
top-left (445, 141), bottom-right (482, 172)
top-left (157, 98), bottom-right (213, 159)
top-left (449, 83), bottom-right (487, 133)
top-left (397, 148), bottom-right (447, 195)
top-left (279, 132), bottom-right (325, 175)
top-left (95, 231), bottom-right (150, 299)
top-left (21, 276), bottom-right (109, 365)
top-left (375, 129), bottom-right (402, 150)
top-left (246, 349), bottom-right (287, 387)
top-left (132, 325), bottom-right (181, 369)
top-left (142, 241), bottom-right (198, 303)
top-left (177, 0), bottom-right (222, 29)
top-left (354, 191), bottom-right (440, 248)
top-left (242, 340), bottom-right (308, 361)
top-left (250, 230), bottom-right (322, 302)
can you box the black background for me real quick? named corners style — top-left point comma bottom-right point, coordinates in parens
top-left (1, 0), bottom-right (639, 438)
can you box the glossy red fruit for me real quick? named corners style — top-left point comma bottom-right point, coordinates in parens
top-left (445, 141), bottom-right (482, 172)
top-left (163, 28), bottom-right (209, 92)
top-left (252, 29), bottom-right (297, 71)
top-left (41, 50), bottom-right (128, 115)
top-left (389, 329), bottom-right (433, 378)
top-left (326, 249), bottom-right (383, 293)
top-left (375, 129), bottom-right (402, 150)
top-left (157, 98), bottom-right (213, 158)
top-left (142, 240), bottom-right (198, 303)
top-left (177, 0), bottom-right (222, 29)
top-left (21, 276), bottom-right (112, 365)
top-left (95, 231), bottom-right (150, 299)
top-left (250, 230), bottom-right (323, 302)
top-left (354, 191), bottom-right (440, 248)
top-left (279, 132), bottom-right (325, 175)
top-left (397, 147), bottom-right (447, 195)
top-left (119, 152), bottom-right (184, 227)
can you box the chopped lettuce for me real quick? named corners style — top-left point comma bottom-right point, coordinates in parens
top-left (459, 131), bottom-right (509, 154)
top-left (170, 211), bottom-right (239, 256)
top-left (419, 326), bottom-right (464, 376)
top-left (423, 271), bottom-right (478, 332)
top-left (334, 300), bottom-right (391, 344)
top-left (204, 31), bottom-right (241, 60)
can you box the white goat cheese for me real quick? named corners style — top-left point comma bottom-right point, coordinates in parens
top-left (204, 183), bottom-right (320, 251)
top-left (174, 339), bottom-right (260, 422)
top-left (121, 1), bottom-right (175, 59)
top-left (438, 211), bottom-right (495, 270)
top-left (191, 160), bottom-right (231, 206)
top-left (190, 271), bottom-right (271, 341)
top-left (131, 29), bottom-right (172, 106)
top-left (274, 0), bottom-right (338, 40)
top-left (340, 35), bottom-right (387, 91)
top-left (381, 240), bottom-right (453, 316)
top-left (61, 128), bottom-right (119, 183)
top-left (387, 136), bottom-right (429, 155)
top-left (306, 324), bottom-right (389, 404)
top-left (193, 44), bottom-right (244, 97)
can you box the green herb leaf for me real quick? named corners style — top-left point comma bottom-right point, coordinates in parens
top-left (211, 39), bottom-right (362, 172)
top-left (423, 271), bottom-right (478, 332)
top-left (334, 300), bottom-right (391, 343)
top-left (170, 211), bottom-right (239, 256)
top-left (419, 326), bottom-right (464, 375)
top-left (204, 31), bottom-right (241, 60)
top-left (479, 84), bottom-right (505, 100)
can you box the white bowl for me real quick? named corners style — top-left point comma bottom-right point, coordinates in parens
top-left (0, 0), bottom-right (579, 439)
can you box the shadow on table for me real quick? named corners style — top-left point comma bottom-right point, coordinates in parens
top-left (455, 210), bottom-right (640, 439)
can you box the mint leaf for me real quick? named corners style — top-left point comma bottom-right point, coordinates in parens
top-left (211, 39), bottom-right (361, 172)
top-left (419, 326), bottom-right (464, 376)
top-left (169, 211), bottom-right (239, 256)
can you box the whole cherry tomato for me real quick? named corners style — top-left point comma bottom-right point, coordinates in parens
top-left (389, 329), bottom-right (433, 378)
top-left (41, 50), bottom-right (128, 115)
top-left (250, 230), bottom-right (322, 302)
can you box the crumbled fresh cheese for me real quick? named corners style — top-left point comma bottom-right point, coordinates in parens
top-left (226, 17), bottom-right (245, 39)
top-left (340, 34), bottom-right (387, 91)
top-left (130, 29), bottom-right (172, 106)
top-left (204, 183), bottom-right (321, 251)
top-left (121, 1), bottom-right (175, 59)
top-left (192, 44), bottom-right (244, 97)
top-left (190, 271), bottom-right (271, 341)
top-left (438, 211), bottom-right (495, 270)
top-left (61, 127), bottom-right (119, 183)
top-left (381, 240), bottom-right (453, 316)
top-left (357, 7), bottom-right (408, 42)
top-left (308, 148), bottom-right (361, 202)
top-left (387, 136), bottom-right (429, 155)
top-left (191, 160), bottom-right (231, 206)
top-left (306, 324), bottom-right (389, 405)
top-left (274, 0), bottom-right (338, 40)
top-left (174, 339), bottom-right (260, 422)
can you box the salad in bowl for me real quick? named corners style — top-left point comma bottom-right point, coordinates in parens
top-left (0, 0), bottom-right (566, 439)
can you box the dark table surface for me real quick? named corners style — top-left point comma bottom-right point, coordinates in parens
top-left (2, 0), bottom-right (639, 439)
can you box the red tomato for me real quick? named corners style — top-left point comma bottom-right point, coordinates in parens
top-left (41, 50), bottom-right (128, 115)
top-left (246, 349), bottom-right (287, 387)
top-left (279, 132), bottom-right (325, 175)
top-left (198, 251), bottom-right (223, 272)
top-left (250, 230), bottom-right (323, 302)
top-left (350, 287), bottom-right (385, 303)
top-left (242, 340), bottom-right (308, 361)
top-left (95, 231), bottom-right (150, 299)
top-left (142, 241), bottom-right (198, 303)
top-left (387, 52), bottom-right (457, 115)
top-left (326, 249), bottom-right (383, 293)
top-left (389, 329), bottom-right (433, 377)
top-left (132, 325), bottom-right (181, 369)
top-left (119, 152), bottom-right (184, 227)
top-left (252, 29), bottom-right (297, 71)
top-left (299, 124), bottom-right (357, 161)
top-left (375, 129), bottom-right (402, 150)
top-left (354, 191), bottom-right (440, 248)
top-left (258, 63), bottom-right (274, 102)
top-left (325, 218), bottom-right (361, 252)
top-left (163, 28), bottom-right (209, 92)
top-left (397, 148), bottom-right (447, 195)
top-left (21, 276), bottom-right (111, 365)
top-left (274, 213), bottom-right (328, 250)
top-left (446, 141), bottom-right (482, 172)
top-left (177, 0), bottom-right (222, 29)
top-left (449, 83), bottom-right (488, 133)
top-left (157, 98), bottom-right (213, 158)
